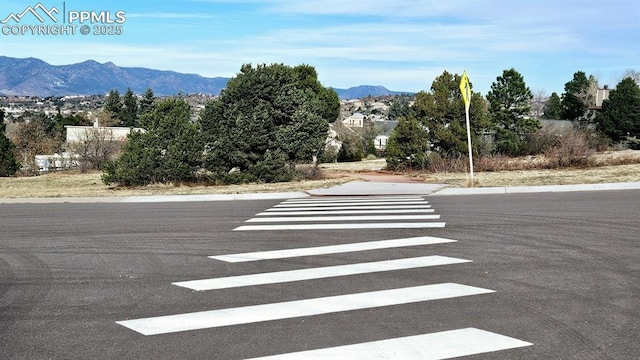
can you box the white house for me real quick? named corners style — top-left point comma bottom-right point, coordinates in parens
top-left (33, 125), bottom-right (144, 172)
top-left (65, 125), bottom-right (143, 143)
top-left (594, 86), bottom-right (610, 109)
top-left (342, 112), bottom-right (365, 128)
top-left (374, 135), bottom-right (389, 150)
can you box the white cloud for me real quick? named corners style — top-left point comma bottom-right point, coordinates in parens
top-left (2, 0), bottom-right (637, 94)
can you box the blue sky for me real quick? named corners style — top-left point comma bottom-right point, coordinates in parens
top-left (1, 0), bottom-right (638, 94)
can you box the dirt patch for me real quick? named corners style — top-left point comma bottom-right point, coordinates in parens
top-left (344, 171), bottom-right (424, 183)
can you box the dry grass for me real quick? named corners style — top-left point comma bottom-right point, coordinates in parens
top-left (0, 171), bottom-right (356, 198)
top-left (415, 164), bottom-right (640, 188)
top-left (1, 151), bottom-right (639, 198)
top-left (414, 149), bottom-right (640, 187)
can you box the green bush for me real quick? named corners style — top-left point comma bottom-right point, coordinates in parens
top-left (319, 146), bottom-right (338, 163)
top-left (337, 136), bottom-right (363, 162)
top-left (102, 99), bottom-right (201, 186)
top-left (627, 137), bottom-right (640, 150)
top-left (385, 116), bottom-right (431, 170)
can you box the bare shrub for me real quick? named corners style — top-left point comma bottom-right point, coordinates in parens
top-left (67, 128), bottom-right (122, 172)
top-left (294, 163), bottom-right (326, 180)
top-left (426, 153), bottom-right (469, 173)
top-left (542, 127), bottom-right (593, 168)
top-left (523, 124), bottom-right (561, 155)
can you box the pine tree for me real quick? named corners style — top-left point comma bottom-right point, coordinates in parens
top-left (200, 63), bottom-right (338, 183)
top-left (594, 77), bottom-right (640, 142)
top-left (121, 88), bottom-right (139, 127)
top-left (486, 68), bottom-right (539, 155)
top-left (0, 110), bottom-right (20, 176)
top-left (103, 98), bottom-right (201, 185)
top-left (561, 71), bottom-right (591, 121)
top-left (385, 116), bottom-right (430, 170)
top-left (103, 89), bottom-right (122, 126)
top-left (543, 92), bottom-right (563, 119)
top-left (138, 88), bottom-right (155, 118)
top-left (411, 71), bottom-right (489, 157)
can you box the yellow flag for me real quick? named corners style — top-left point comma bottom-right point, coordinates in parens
top-left (459, 71), bottom-right (471, 112)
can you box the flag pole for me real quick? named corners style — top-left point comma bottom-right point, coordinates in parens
top-left (459, 71), bottom-right (474, 187)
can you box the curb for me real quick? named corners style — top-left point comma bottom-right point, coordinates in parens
top-left (0, 192), bottom-right (309, 204)
top-left (429, 182), bottom-right (640, 196)
top-left (2, 182), bottom-right (639, 204)
top-left (120, 192), bottom-right (309, 203)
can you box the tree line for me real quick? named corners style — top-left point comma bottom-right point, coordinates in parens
top-left (385, 69), bottom-right (640, 170)
top-left (1, 64), bottom-right (639, 182)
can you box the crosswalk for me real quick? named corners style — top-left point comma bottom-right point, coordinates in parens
top-left (235, 196), bottom-right (446, 231)
top-left (116, 196), bottom-right (532, 359)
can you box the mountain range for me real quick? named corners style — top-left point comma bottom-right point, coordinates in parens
top-left (0, 56), bottom-right (411, 98)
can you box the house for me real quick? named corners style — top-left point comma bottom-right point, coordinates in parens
top-left (33, 124), bottom-right (145, 173)
top-left (594, 86), bottom-right (610, 109)
top-left (342, 112), bottom-right (365, 128)
top-left (65, 125), bottom-right (143, 143)
top-left (373, 120), bottom-right (398, 151)
top-left (374, 135), bottom-right (389, 150)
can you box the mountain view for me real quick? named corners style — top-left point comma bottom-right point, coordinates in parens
top-left (0, 56), bottom-right (229, 97)
top-left (0, 56), bottom-right (410, 98)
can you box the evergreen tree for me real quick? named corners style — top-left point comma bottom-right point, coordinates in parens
top-left (561, 71), bottom-right (591, 121)
top-left (388, 96), bottom-right (411, 120)
top-left (103, 98), bottom-right (202, 186)
top-left (411, 70), bottom-right (489, 157)
top-left (385, 116), bottom-right (430, 170)
top-left (594, 77), bottom-right (640, 142)
top-left (104, 89), bottom-right (122, 125)
top-left (200, 63), bottom-right (338, 183)
top-left (486, 68), bottom-right (539, 155)
top-left (335, 130), bottom-right (364, 162)
top-left (0, 110), bottom-right (20, 176)
top-left (138, 88), bottom-right (155, 118)
top-left (543, 92), bottom-right (563, 119)
top-left (121, 88), bottom-right (139, 127)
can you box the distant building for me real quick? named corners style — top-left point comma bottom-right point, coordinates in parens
top-left (342, 112), bottom-right (365, 128)
top-left (374, 135), bottom-right (389, 150)
top-left (593, 86), bottom-right (610, 109)
top-left (373, 120), bottom-right (398, 151)
top-left (65, 125), bottom-right (143, 143)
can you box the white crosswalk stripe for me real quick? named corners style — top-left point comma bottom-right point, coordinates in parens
top-left (117, 283), bottom-right (495, 335)
top-left (257, 208), bottom-right (435, 216)
top-left (210, 236), bottom-right (457, 262)
top-left (235, 222), bottom-right (446, 231)
top-left (117, 195), bottom-right (532, 358)
top-left (264, 204), bottom-right (433, 211)
top-left (247, 214), bottom-right (441, 222)
top-left (283, 196), bottom-right (426, 202)
top-left (274, 200), bottom-right (428, 207)
top-left (236, 196), bottom-right (444, 231)
top-left (173, 256), bottom-right (471, 290)
top-left (246, 328), bottom-right (532, 360)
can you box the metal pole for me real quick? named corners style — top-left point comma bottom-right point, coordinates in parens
top-left (465, 107), bottom-right (474, 187)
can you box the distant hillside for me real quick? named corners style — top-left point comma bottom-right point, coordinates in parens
top-left (333, 85), bottom-right (413, 100)
top-left (0, 56), bottom-right (414, 98)
top-left (0, 56), bottom-right (230, 96)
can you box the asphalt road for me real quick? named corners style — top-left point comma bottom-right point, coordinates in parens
top-left (0, 190), bottom-right (638, 359)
